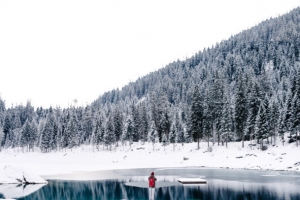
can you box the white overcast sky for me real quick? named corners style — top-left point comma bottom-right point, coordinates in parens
top-left (0, 0), bottom-right (299, 108)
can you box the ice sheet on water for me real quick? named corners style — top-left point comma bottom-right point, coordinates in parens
top-left (124, 181), bottom-right (181, 188)
top-left (114, 168), bottom-right (158, 176)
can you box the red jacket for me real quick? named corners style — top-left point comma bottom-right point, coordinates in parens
top-left (148, 175), bottom-right (157, 188)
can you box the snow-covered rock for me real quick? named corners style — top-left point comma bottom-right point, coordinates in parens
top-left (0, 166), bottom-right (48, 184)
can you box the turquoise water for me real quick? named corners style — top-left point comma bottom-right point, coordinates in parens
top-left (1, 168), bottom-right (300, 200)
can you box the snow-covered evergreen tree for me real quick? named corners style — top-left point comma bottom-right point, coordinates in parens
top-left (148, 122), bottom-right (157, 150)
top-left (235, 70), bottom-right (247, 147)
top-left (50, 120), bottom-right (58, 151)
top-left (131, 103), bottom-right (140, 142)
top-left (99, 120), bottom-right (105, 150)
top-left (285, 92), bottom-right (294, 136)
top-left (40, 118), bottom-right (52, 152)
top-left (5, 129), bottom-right (15, 148)
top-left (162, 133), bottom-right (167, 151)
top-left (177, 123), bottom-right (185, 146)
top-left (10, 110), bottom-right (21, 130)
top-left (255, 102), bottom-right (268, 150)
top-left (66, 109), bottom-right (78, 151)
top-left (82, 106), bottom-right (93, 144)
top-left (151, 93), bottom-right (171, 142)
top-left (169, 122), bottom-right (176, 150)
top-left (203, 92), bottom-right (212, 147)
top-left (1, 114), bottom-right (11, 147)
top-left (124, 116), bottom-right (133, 148)
top-left (245, 81), bottom-right (261, 142)
top-left (139, 102), bottom-right (148, 144)
top-left (30, 120), bottom-right (38, 150)
top-left (20, 119), bottom-right (31, 151)
top-left (0, 97), bottom-right (5, 129)
top-left (92, 114), bottom-right (102, 150)
top-left (0, 129), bottom-right (3, 151)
top-left (220, 88), bottom-right (233, 148)
top-left (113, 107), bottom-right (123, 146)
top-left (270, 100), bottom-right (280, 145)
top-left (263, 96), bottom-right (272, 144)
top-left (60, 110), bottom-right (70, 151)
top-left (190, 85), bottom-right (204, 149)
top-left (278, 111), bottom-right (286, 146)
top-left (210, 71), bottom-right (225, 146)
top-left (106, 116), bottom-right (116, 151)
top-left (292, 70), bottom-right (300, 147)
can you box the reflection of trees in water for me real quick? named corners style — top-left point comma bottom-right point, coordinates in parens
top-left (17, 179), bottom-right (300, 200)
top-left (0, 184), bottom-right (46, 199)
top-left (17, 180), bottom-right (148, 200)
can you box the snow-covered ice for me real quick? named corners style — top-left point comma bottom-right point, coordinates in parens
top-left (124, 181), bottom-right (180, 188)
top-left (178, 178), bottom-right (207, 184)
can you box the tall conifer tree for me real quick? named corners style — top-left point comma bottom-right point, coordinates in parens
top-left (190, 85), bottom-right (204, 149)
top-left (235, 71), bottom-right (247, 147)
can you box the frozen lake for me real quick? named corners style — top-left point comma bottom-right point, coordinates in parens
top-left (1, 168), bottom-right (300, 200)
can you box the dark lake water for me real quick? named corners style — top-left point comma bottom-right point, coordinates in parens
top-left (1, 168), bottom-right (300, 200)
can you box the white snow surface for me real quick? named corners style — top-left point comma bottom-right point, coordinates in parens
top-left (178, 178), bottom-right (207, 183)
top-left (0, 139), bottom-right (299, 180)
top-left (0, 166), bottom-right (47, 184)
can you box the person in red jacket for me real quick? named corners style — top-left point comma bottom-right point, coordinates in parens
top-left (148, 172), bottom-right (157, 200)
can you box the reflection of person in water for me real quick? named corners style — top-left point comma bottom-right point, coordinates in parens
top-left (148, 172), bottom-right (157, 200)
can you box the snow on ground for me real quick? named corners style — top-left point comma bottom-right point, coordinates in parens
top-left (0, 139), bottom-right (299, 180)
top-left (0, 166), bottom-right (48, 184)
top-left (0, 166), bottom-right (47, 199)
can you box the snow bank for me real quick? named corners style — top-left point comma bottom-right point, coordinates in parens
top-left (0, 166), bottom-right (48, 184)
top-left (0, 139), bottom-right (299, 180)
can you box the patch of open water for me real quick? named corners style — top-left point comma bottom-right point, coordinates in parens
top-left (1, 168), bottom-right (300, 200)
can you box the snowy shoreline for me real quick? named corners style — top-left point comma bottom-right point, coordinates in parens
top-left (0, 166), bottom-right (48, 184)
top-left (1, 140), bottom-right (299, 182)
